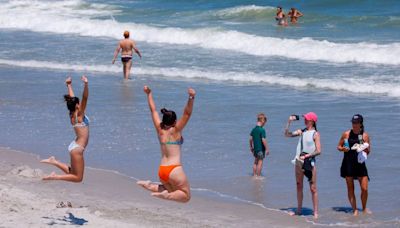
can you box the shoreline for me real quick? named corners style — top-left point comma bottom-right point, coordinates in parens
top-left (0, 146), bottom-right (310, 227)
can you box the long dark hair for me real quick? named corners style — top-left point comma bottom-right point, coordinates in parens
top-left (160, 108), bottom-right (176, 129)
top-left (352, 114), bottom-right (364, 134)
top-left (303, 122), bottom-right (317, 132)
top-left (64, 95), bottom-right (79, 116)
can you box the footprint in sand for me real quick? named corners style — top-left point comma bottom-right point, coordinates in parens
top-left (8, 165), bottom-right (44, 178)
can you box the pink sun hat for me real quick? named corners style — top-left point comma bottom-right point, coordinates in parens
top-left (303, 112), bottom-right (318, 122)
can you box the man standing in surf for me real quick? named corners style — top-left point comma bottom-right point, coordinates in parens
top-left (112, 31), bottom-right (142, 80)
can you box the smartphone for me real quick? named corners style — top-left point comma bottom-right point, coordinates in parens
top-left (290, 115), bottom-right (300, 121)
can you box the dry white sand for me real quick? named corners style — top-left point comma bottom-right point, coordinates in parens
top-left (0, 148), bottom-right (311, 227)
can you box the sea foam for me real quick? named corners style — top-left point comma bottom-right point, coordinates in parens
top-left (1, 58), bottom-right (399, 98)
top-left (1, 0), bottom-right (400, 65)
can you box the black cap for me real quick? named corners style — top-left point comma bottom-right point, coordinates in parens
top-left (351, 114), bottom-right (363, 123)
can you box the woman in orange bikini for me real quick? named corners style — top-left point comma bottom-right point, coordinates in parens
top-left (137, 85), bottom-right (195, 202)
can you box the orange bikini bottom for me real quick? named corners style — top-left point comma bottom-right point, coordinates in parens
top-left (158, 165), bottom-right (181, 182)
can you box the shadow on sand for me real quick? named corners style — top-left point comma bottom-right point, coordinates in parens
top-left (280, 207), bottom-right (314, 216)
top-left (43, 213), bottom-right (88, 226)
top-left (332, 206), bottom-right (361, 214)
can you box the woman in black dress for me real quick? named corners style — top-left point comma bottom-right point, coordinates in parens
top-left (337, 114), bottom-right (372, 216)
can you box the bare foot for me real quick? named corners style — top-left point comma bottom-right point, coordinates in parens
top-left (313, 213), bottom-right (319, 219)
top-left (151, 190), bottom-right (169, 200)
top-left (137, 180), bottom-right (152, 188)
top-left (362, 208), bottom-right (372, 215)
top-left (288, 211), bottom-right (296, 216)
top-left (288, 209), bottom-right (301, 216)
top-left (296, 209), bottom-right (302, 216)
top-left (353, 209), bottom-right (359, 216)
top-left (137, 180), bottom-right (161, 192)
top-left (42, 172), bottom-right (57, 180)
top-left (40, 156), bottom-right (57, 165)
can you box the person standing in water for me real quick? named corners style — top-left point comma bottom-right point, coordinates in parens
top-left (41, 76), bottom-right (89, 182)
top-left (249, 113), bottom-right (270, 177)
top-left (288, 8), bottom-right (303, 24)
top-left (137, 86), bottom-right (195, 202)
top-left (337, 114), bottom-right (372, 216)
top-left (276, 6), bottom-right (288, 26)
top-left (112, 31), bottom-right (142, 80)
top-left (285, 112), bottom-right (321, 219)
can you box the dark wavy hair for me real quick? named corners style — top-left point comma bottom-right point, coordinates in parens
top-left (64, 95), bottom-right (79, 116)
top-left (359, 121), bottom-right (364, 135)
top-left (303, 122), bottom-right (318, 132)
top-left (160, 108), bottom-right (177, 129)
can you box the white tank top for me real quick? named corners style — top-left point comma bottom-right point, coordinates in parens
top-left (298, 130), bottom-right (316, 154)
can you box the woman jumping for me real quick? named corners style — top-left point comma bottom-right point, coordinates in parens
top-left (137, 85), bottom-right (195, 202)
top-left (41, 76), bottom-right (89, 182)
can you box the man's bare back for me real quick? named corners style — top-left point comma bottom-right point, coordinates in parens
top-left (112, 31), bottom-right (141, 80)
top-left (119, 39), bottom-right (135, 57)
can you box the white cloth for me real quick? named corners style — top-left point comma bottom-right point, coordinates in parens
top-left (358, 151), bottom-right (368, 163)
top-left (351, 142), bottom-right (369, 152)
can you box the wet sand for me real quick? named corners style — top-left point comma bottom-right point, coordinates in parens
top-left (0, 147), bottom-right (310, 227)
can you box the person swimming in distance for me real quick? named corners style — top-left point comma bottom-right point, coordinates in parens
top-left (41, 76), bottom-right (89, 182)
top-left (288, 8), bottom-right (303, 24)
top-left (137, 86), bottom-right (195, 202)
top-left (112, 30), bottom-right (142, 80)
top-left (276, 6), bottom-right (288, 26)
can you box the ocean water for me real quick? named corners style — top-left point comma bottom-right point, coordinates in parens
top-left (0, 0), bottom-right (399, 226)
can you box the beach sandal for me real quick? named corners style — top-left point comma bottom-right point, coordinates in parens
top-left (351, 143), bottom-right (360, 151)
top-left (56, 201), bottom-right (72, 208)
top-left (357, 143), bottom-right (369, 152)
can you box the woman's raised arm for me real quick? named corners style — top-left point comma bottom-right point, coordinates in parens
top-left (79, 75), bottom-right (88, 115)
top-left (175, 88), bottom-right (195, 131)
top-left (144, 86), bottom-right (161, 132)
top-left (65, 76), bottom-right (75, 97)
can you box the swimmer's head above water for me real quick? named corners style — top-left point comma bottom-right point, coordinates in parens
top-left (123, 30), bottom-right (129, 39)
top-left (64, 95), bottom-right (80, 115)
top-left (160, 108), bottom-right (177, 129)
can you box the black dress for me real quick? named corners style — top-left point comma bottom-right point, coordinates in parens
top-left (340, 130), bottom-right (369, 179)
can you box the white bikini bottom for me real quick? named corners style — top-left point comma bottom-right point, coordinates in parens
top-left (68, 140), bottom-right (84, 152)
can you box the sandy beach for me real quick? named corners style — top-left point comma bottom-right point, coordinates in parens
top-left (0, 147), bottom-right (310, 228)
